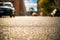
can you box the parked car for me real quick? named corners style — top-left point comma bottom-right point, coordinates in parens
top-left (51, 8), bottom-right (60, 17)
top-left (54, 8), bottom-right (60, 17)
top-left (0, 2), bottom-right (15, 17)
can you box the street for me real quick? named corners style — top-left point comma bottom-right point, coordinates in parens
top-left (0, 16), bottom-right (60, 40)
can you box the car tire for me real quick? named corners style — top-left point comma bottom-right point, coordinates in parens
top-left (0, 15), bottom-right (2, 18)
top-left (10, 14), bottom-right (12, 17)
top-left (12, 14), bottom-right (15, 17)
top-left (10, 11), bottom-right (13, 17)
top-left (10, 14), bottom-right (15, 17)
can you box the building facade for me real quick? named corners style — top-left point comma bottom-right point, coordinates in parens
top-left (13, 0), bottom-right (26, 16)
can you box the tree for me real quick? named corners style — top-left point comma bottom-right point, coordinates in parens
top-left (29, 7), bottom-right (34, 11)
top-left (39, 0), bottom-right (56, 15)
top-left (29, 7), bottom-right (35, 15)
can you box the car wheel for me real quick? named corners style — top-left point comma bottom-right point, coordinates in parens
top-left (10, 11), bottom-right (13, 17)
top-left (10, 15), bottom-right (12, 17)
top-left (0, 15), bottom-right (2, 18)
top-left (13, 14), bottom-right (15, 17)
top-left (10, 14), bottom-right (15, 17)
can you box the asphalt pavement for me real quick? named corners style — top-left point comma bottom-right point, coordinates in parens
top-left (0, 16), bottom-right (60, 40)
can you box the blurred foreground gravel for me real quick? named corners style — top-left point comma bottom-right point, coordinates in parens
top-left (0, 16), bottom-right (60, 40)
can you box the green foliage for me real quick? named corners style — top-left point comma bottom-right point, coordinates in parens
top-left (29, 7), bottom-right (34, 12)
top-left (39, 0), bottom-right (56, 15)
top-left (40, 0), bottom-right (49, 8)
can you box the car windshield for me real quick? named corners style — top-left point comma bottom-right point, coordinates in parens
top-left (3, 4), bottom-right (12, 7)
top-left (0, 3), bottom-right (12, 7)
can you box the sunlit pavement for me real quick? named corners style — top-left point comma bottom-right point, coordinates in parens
top-left (0, 16), bottom-right (60, 40)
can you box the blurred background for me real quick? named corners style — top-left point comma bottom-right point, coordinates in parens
top-left (0, 0), bottom-right (60, 16)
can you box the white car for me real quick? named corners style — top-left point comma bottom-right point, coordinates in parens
top-left (0, 2), bottom-right (15, 17)
top-left (51, 9), bottom-right (60, 17)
